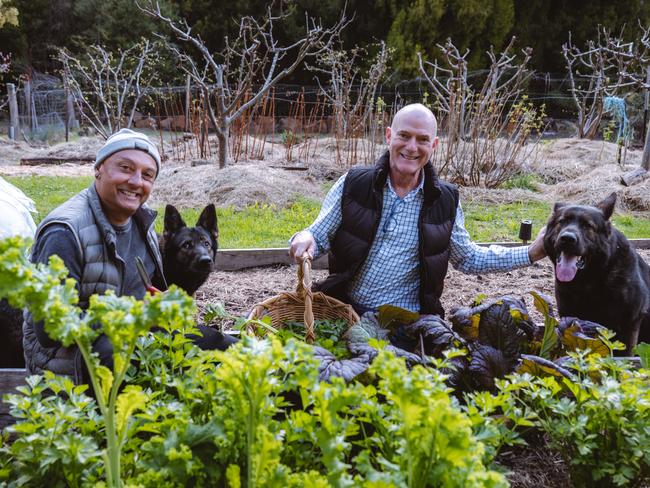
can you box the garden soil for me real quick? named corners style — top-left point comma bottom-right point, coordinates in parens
top-left (1, 134), bottom-right (650, 488)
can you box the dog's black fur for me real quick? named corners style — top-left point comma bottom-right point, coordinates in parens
top-left (544, 192), bottom-right (650, 353)
top-left (159, 204), bottom-right (218, 296)
top-left (0, 299), bottom-right (25, 367)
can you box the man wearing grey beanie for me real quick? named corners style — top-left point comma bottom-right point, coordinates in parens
top-left (23, 128), bottom-right (166, 383)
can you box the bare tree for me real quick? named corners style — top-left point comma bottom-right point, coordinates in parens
top-left (562, 27), bottom-right (637, 139)
top-left (0, 52), bottom-right (10, 111)
top-left (139, 1), bottom-right (348, 168)
top-left (58, 41), bottom-right (156, 139)
top-left (418, 37), bottom-right (541, 188)
top-left (310, 41), bottom-right (390, 139)
top-left (306, 41), bottom-right (390, 167)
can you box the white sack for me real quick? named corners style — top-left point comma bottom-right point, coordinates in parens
top-left (0, 177), bottom-right (37, 239)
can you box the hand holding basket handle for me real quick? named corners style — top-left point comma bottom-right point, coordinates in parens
top-left (289, 231), bottom-right (316, 264)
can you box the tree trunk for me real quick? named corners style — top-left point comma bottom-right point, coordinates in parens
top-left (217, 127), bottom-right (229, 169)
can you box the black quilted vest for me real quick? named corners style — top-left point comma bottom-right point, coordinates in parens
top-left (314, 151), bottom-right (459, 316)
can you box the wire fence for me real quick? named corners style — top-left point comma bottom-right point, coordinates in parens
top-left (2, 70), bottom-right (648, 147)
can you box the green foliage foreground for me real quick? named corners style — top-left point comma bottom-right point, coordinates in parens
top-left (0, 237), bottom-right (506, 487)
top-left (1, 237), bottom-right (650, 487)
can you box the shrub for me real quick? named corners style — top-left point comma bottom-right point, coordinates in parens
top-left (0, 237), bottom-right (507, 487)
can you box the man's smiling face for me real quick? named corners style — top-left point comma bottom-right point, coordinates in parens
top-left (94, 149), bottom-right (157, 225)
top-left (385, 107), bottom-right (438, 181)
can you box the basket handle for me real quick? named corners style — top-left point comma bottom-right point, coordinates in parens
top-left (297, 252), bottom-right (315, 343)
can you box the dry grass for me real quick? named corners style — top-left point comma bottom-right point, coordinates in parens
top-left (1, 133), bottom-right (650, 213)
top-left (149, 163), bottom-right (325, 210)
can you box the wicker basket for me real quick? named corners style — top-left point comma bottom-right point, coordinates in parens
top-left (247, 256), bottom-right (359, 343)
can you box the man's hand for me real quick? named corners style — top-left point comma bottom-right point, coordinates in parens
top-left (527, 226), bottom-right (547, 262)
top-left (289, 231), bottom-right (317, 263)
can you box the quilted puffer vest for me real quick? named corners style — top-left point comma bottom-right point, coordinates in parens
top-left (314, 151), bottom-right (459, 316)
top-left (22, 184), bottom-right (164, 383)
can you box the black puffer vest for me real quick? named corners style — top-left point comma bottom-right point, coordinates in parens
top-left (314, 151), bottom-right (459, 316)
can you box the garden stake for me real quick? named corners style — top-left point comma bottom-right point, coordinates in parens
top-left (519, 219), bottom-right (532, 245)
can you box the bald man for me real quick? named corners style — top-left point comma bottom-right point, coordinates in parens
top-left (289, 103), bottom-right (546, 316)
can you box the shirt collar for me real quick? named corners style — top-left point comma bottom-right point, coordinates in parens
top-left (386, 170), bottom-right (425, 200)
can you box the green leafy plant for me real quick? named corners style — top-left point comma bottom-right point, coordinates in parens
top-left (281, 130), bottom-right (304, 147)
top-left (498, 352), bottom-right (650, 487)
top-left (17, 236), bottom-right (645, 487)
top-left (529, 291), bottom-right (558, 358)
top-left (0, 236), bottom-right (195, 487)
top-left (360, 349), bottom-right (508, 487)
top-left (633, 342), bottom-right (650, 369)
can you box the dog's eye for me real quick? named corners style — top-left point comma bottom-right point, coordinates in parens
top-left (579, 218), bottom-right (596, 230)
top-left (203, 240), bottom-right (211, 248)
top-left (182, 241), bottom-right (193, 249)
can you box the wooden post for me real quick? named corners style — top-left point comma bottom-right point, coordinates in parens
top-left (641, 66), bottom-right (650, 145)
top-left (184, 74), bottom-right (191, 132)
top-left (642, 113), bottom-right (650, 172)
top-left (64, 79), bottom-right (70, 142)
top-left (67, 93), bottom-right (76, 129)
top-left (24, 80), bottom-right (32, 132)
top-left (6, 83), bottom-right (19, 139)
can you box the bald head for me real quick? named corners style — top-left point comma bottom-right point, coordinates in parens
top-left (391, 103), bottom-right (438, 137)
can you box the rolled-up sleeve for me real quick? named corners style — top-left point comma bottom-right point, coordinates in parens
top-left (449, 204), bottom-right (531, 274)
top-left (305, 174), bottom-right (346, 258)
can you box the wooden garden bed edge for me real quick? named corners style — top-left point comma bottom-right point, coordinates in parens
top-left (215, 239), bottom-right (650, 271)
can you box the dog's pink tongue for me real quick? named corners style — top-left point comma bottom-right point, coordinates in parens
top-left (556, 252), bottom-right (578, 282)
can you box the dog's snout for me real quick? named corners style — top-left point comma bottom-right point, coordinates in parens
top-left (198, 255), bottom-right (213, 266)
top-left (559, 231), bottom-right (578, 245)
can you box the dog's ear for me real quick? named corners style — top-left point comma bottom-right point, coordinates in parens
top-left (164, 204), bottom-right (186, 234)
top-left (553, 202), bottom-right (566, 214)
top-left (197, 204), bottom-right (218, 241)
top-left (596, 192), bottom-right (616, 220)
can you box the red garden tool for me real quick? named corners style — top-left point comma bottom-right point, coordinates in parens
top-left (135, 256), bottom-right (161, 296)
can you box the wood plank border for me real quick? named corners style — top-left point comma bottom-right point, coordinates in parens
top-left (20, 157), bottom-right (94, 166)
top-left (215, 239), bottom-right (650, 271)
top-left (0, 369), bottom-right (27, 430)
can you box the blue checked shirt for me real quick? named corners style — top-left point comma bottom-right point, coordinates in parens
top-left (305, 173), bottom-right (531, 312)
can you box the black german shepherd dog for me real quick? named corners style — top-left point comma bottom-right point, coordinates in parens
top-left (544, 192), bottom-right (650, 353)
top-left (158, 204), bottom-right (237, 351)
top-left (159, 204), bottom-right (219, 296)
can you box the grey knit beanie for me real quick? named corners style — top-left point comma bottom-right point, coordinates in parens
top-left (95, 128), bottom-right (161, 176)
